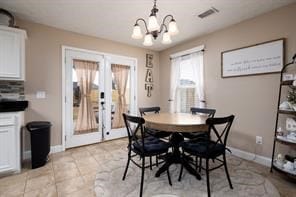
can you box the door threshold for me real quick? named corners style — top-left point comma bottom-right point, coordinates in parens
top-left (65, 136), bottom-right (128, 150)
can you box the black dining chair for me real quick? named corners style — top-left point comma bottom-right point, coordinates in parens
top-left (139, 107), bottom-right (172, 139)
top-left (182, 107), bottom-right (216, 171)
top-left (178, 115), bottom-right (235, 197)
top-left (183, 107), bottom-right (216, 139)
top-left (139, 107), bottom-right (171, 169)
top-left (122, 113), bottom-right (172, 197)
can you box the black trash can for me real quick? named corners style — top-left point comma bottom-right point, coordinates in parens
top-left (26, 121), bottom-right (51, 169)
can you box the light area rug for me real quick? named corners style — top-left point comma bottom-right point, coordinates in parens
top-left (94, 148), bottom-right (280, 197)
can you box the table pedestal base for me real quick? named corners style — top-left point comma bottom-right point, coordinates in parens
top-left (155, 133), bottom-right (201, 180)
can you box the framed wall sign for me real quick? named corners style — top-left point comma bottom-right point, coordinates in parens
top-left (146, 54), bottom-right (153, 68)
top-left (221, 38), bottom-right (285, 78)
top-left (145, 69), bottom-right (153, 82)
top-left (145, 54), bottom-right (154, 97)
top-left (145, 84), bottom-right (153, 97)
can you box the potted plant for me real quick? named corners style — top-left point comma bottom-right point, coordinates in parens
top-left (287, 89), bottom-right (296, 111)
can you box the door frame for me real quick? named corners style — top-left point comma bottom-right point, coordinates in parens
top-left (62, 45), bottom-right (138, 150)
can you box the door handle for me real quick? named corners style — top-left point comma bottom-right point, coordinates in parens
top-left (100, 101), bottom-right (105, 110)
top-left (168, 99), bottom-right (173, 102)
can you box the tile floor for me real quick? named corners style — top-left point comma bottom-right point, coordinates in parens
top-left (0, 138), bottom-right (295, 197)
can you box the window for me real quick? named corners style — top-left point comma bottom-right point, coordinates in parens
top-left (170, 51), bottom-right (204, 113)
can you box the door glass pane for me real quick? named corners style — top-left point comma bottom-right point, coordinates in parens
top-left (111, 64), bottom-right (130, 129)
top-left (73, 60), bottom-right (99, 135)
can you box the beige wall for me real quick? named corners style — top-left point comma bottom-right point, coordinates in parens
top-left (18, 19), bottom-right (160, 148)
top-left (159, 4), bottom-right (296, 158)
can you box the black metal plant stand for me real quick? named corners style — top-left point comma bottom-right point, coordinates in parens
top-left (270, 53), bottom-right (296, 179)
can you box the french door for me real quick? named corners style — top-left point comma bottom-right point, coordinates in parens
top-left (64, 48), bottom-right (137, 148)
top-left (104, 55), bottom-right (137, 141)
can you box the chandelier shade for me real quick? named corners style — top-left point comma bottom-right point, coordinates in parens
top-left (148, 15), bottom-right (160, 32)
top-left (132, 25), bottom-right (143, 39)
top-left (131, 0), bottom-right (179, 46)
top-left (168, 19), bottom-right (179, 36)
top-left (143, 33), bottom-right (153, 46)
top-left (162, 31), bottom-right (172, 44)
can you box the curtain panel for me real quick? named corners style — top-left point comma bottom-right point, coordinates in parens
top-left (190, 52), bottom-right (205, 108)
top-left (170, 51), bottom-right (205, 113)
top-left (74, 59), bottom-right (98, 133)
top-left (112, 64), bottom-right (130, 128)
top-left (169, 57), bottom-right (181, 113)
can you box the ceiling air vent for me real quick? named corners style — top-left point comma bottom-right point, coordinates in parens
top-left (198, 7), bottom-right (219, 19)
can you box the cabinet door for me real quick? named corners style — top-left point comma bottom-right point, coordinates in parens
top-left (0, 126), bottom-right (16, 173)
top-left (0, 30), bottom-right (21, 79)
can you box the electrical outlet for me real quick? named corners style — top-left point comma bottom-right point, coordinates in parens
top-left (256, 136), bottom-right (263, 144)
top-left (36, 91), bottom-right (46, 99)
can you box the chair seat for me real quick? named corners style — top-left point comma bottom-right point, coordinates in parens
top-left (145, 127), bottom-right (171, 138)
top-left (182, 131), bottom-right (209, 139)
top-left (181, 140), bottom-right (225, 159)
top-left (132, 136), bottom-right (170, 156)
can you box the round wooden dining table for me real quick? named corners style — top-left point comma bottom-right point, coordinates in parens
top-left (144, 112), bottom-right (208, 133)
top-left (143, 113), bottom-right (209, 180)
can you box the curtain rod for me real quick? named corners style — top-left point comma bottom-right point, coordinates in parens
top-left (169, 49), bottom-right (205, 60)
top-left (169, 45), bottom-right (205, 60)
top-left (73, 59), bottom-right (98, 64)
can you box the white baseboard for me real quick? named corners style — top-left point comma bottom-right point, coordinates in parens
top-left (23, 145), bottom-right (64, 160)
top-left (50, 145), bottom-right (64, 154)
top-left (228, 146), bottom-right (271, 167)
top-left (23, 151), bottom-right (30, 160)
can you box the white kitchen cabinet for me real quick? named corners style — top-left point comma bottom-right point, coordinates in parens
top-left (0, 26), bottom-right (27, 80)
top-left (0, 112), bottom-right (23, 174)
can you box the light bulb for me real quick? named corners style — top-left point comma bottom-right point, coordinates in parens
top-left (143, 33), bottom-right (153, 46)
top-left (131, 24), bottom-right (143, 39)
top-left (168, 19), bottom-right (179, 36)
top-left (148, 15), bottom-right (160, 31)
top-left (162, 31), bottom-right (172, 44)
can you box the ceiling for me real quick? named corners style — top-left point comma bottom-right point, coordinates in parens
top-left (0, 0), bottom-right (295, 51)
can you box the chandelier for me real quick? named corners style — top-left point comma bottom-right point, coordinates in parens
top-left (131, 0), bottom-right (179, 46)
